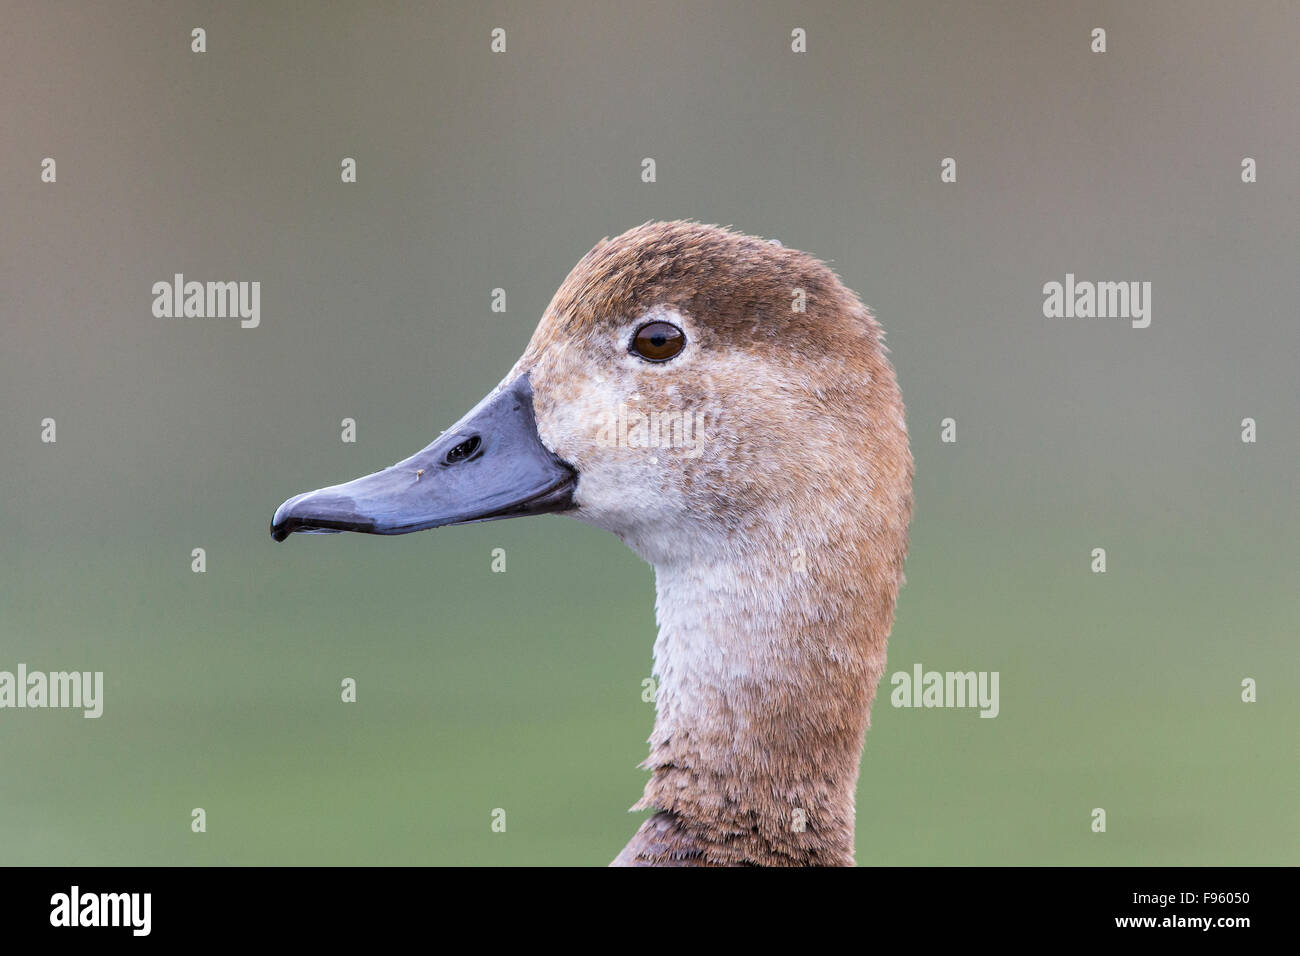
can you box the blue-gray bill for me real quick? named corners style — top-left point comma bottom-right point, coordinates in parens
top-left (269, 373), bottom-right (577, 542)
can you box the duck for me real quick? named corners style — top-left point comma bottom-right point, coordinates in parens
top-left (270, 221), bottom-right (913, 866)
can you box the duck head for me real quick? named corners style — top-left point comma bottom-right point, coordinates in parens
top-left (271, 221), bottom-right (913, 866)
top-left (273, 222), bottom-right (908, 563)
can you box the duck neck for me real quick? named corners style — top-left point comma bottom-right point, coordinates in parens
top-left (614, 535), bottom-right (900, 867)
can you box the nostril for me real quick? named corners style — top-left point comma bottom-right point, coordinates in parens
top-left (443, 435), bottom-right (482, 465)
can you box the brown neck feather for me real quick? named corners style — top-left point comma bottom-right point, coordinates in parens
top-left (612, 519), bottom-right (906, 866)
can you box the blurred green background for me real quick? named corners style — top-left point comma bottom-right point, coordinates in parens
top-left (1, 1), bottom-right (1296, 865)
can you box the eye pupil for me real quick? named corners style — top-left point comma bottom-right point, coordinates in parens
top-left (632, 321), bottom-right (685, 362)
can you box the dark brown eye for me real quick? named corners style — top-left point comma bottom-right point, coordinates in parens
top-left (631, 321), bottom-right (685, 362)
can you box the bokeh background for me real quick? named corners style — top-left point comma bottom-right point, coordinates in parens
top-left (1, 1), bottom-right (1296, 865)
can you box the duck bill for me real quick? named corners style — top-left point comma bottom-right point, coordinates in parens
top-left (269, 373), bottom-right (576, 542)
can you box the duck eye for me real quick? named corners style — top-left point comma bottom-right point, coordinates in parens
top-left (631, 321), bottom-right (685, 362)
